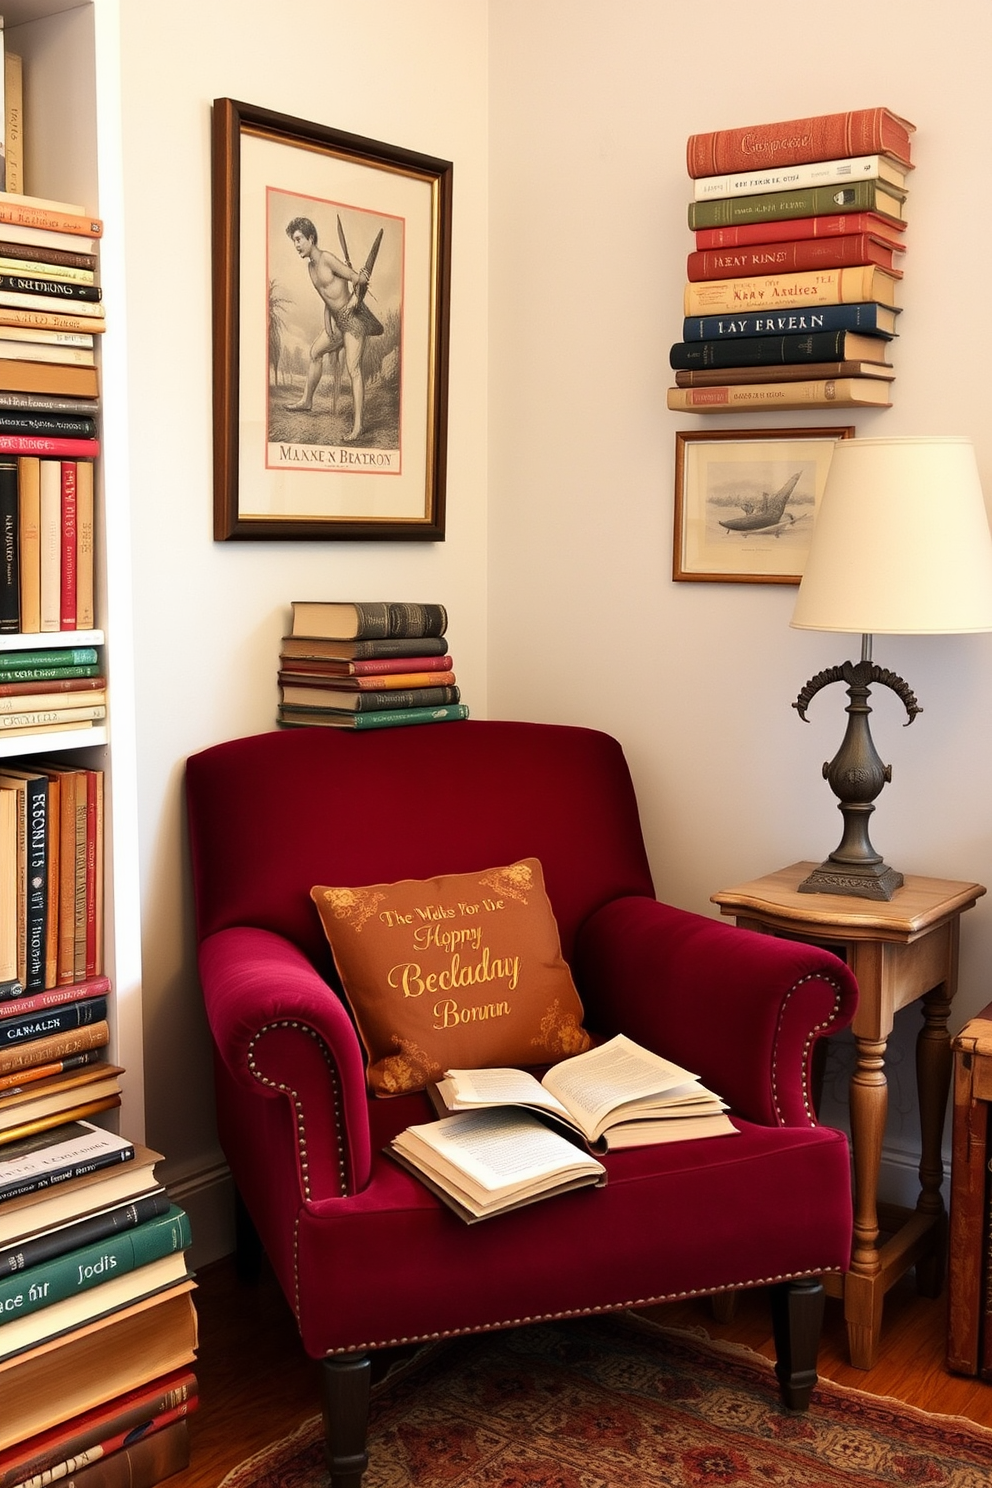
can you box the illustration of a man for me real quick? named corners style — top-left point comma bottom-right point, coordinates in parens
top-left (285, 216), bottom-right (383, 441)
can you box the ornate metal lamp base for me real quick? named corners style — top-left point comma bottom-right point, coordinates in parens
top-left (793, 637), bottom-right (921, 904)
top-left (798, 859), bottom-right (904, 901)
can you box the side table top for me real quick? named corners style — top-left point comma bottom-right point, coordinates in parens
top-left (712, 862), bottom-right (986, 941)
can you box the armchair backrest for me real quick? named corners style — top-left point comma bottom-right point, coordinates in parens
top-left (186, 721), bottom-right (655, 978)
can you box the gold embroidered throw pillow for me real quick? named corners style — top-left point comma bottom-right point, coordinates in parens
top-left (311, 858), bottom-right (591, 1095)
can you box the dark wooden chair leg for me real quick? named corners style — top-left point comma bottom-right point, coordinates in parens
top-left (234, 1188), bottom-right (264, 1284)
top-left (769, 1277), bottom-right (825, 1413)
top-left (321, 1354), bottom-right (372, 1488)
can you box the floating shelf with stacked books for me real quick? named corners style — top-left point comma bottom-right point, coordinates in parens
top-left (278, 600), bottom-right (469, 731)
top-left (668, 107), bottom-right (914, 413)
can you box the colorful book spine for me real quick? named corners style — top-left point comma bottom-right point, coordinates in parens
top-left (694, 211), bottom-right (905, 250)
top-left (669, 330), bottom-right (890, 370)
top-left (683, 265), bottom-right (898, 318)
top-left (687, 232), bottom-right (902, 282)
top-left (682, 303), bottom-right (900, 341)
top-left (691, 153), bottom-right (908, 201)
top-left (0, 995), bottom-right (107, 1050)
top-left (687, 178), bottom-right (905, 232)
top-left (685, 107), bottom-right (915, 177)
top-left (666, 377), bottom-right (892, 412)
top-left (278, 703), bottom-right (470, 731)
top-left (0, 459), bottom-right (16, 634)
top-left (0, 436), bottom-right (98, 458)
top-left (0, 202), bottom-right (102, 239)
top-left (283, 686), bottom-right (462, 714)
top-left (0, 648), bottom-right (98, 670)
top-left (0, 1122), bottom-right (134, 1203)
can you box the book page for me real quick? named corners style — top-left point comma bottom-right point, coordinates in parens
top-left (438, 1067), bottom-right (574, 1123)
top-left (542, 1034), bottom-right (699, 1141)
top-left (399, 1109), bottom-right (602, 1196)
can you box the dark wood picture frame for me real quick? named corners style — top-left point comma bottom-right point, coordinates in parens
top-left (212, 98), bottom-right (452, 541)
top-left (673, 426), bottom-right (854, 584)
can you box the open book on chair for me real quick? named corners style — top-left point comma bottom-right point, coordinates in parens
top-left (431, 1033), bottom-right (737, 1151)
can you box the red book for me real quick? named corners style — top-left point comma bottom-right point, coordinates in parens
top-left (0, 975), bottom-right (110, 1021)
top-left (278, 669), bottom-right (456, 692)
top-left (687, 233), bottom-right (904, 283)
top-left (694, 211), bottom-right (906, 251)
top-left (60, 459), bottom-right (76, 629)
top-left (686, 108), bottom-right (915, 177)
top-left (278, 653), bottom-right (454, 678)
top-left (0, 435), bottom-right (98, 457)
top-left (0, 675), bottom-right (106, 698)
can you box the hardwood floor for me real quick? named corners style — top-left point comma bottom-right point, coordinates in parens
top-left (167, 1256), bottom-right (992, 1488)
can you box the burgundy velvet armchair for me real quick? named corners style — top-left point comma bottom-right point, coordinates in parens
top-left (186, 720), bottom-right (857, 1487)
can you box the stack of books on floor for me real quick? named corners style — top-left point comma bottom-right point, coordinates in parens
top-left (0, 759), bottom-right (105, 996)
top-left (0, 645), bottom-right (105, 739)
top-left (0, 1119), bottom-right (197, 1483)
top-left (278, 600), bottom-right (469, 731)
top-left (667, 107), bottom-right (915, 412)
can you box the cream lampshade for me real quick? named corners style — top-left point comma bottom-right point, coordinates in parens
top-left (790, 436), bottom-right (992, 899)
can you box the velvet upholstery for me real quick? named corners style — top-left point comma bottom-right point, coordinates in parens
top-left (186, 720), bottom-right (858, 1479)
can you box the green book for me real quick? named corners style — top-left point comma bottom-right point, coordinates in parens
top-left (0, 1203), bottom-right (191, 1322)
top-left (0, 648), bottom-right (99, 672)
top-left (278, 703), bottom-right (469, 731)
top-left (0, 664), bottom-right (101, 682)
top-left (688, 178), bottom-right (906, 231)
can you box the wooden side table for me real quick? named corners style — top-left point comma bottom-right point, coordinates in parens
top-left (711, 862), bottom-right (985, 1371)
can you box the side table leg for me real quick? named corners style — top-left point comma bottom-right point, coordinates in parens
top-left (915, 982), bottom-right (952, 1298)
top-left (845, 1032), bottom-right (887, 1369)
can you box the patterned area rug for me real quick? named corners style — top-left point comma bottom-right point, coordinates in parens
top-left (219, 1313), bottom-right (992, 1488)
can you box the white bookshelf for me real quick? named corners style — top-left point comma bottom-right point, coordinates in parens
top-left (0, 0), bottom-right (143, 1138)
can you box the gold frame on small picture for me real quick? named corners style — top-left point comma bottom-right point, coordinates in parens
top-left (673, 426), bottom-right (854, 585)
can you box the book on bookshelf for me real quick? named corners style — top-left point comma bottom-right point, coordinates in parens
top-left (666, 377), bottom-right (893, 411)
top-left (0, 1280), bottom-right (198, 1452)
top-left (0, 994), bottom-right (107, 1053)
top-left (0, 291), bottom-right (104, 323)
top-left (3, 52), bottom-right (22, 198)
top-left (691, 152), bottom-right (910, 202)
top-left (0, 1144), bottom-right (162, 1249)
top-left (0, 200), bottom-right (102, 241)
top-left (290, 600), bottom-right (448, 640)
top-left (0, 222), bottom-right (101, 257)
top-left (16, 455), bottom-right (38, 634)
top-left (674, 361), bottom-right (894, 387)
top-left (687, 178), bottom-right (907, 232)
top-left (0, 341), bottom-right (96, 366)
top-left (430, 1034), bottom-right (735, 1153)
top-left (685, 108), bottom-right (915, 177)
top-left (0, 361), bottom-right (98, 399)
top-left (0, 304), bottom-right (104, 336)
top-left (0, 457), bottom-right (16, 633)
top-left (0, 1364), bottom-right (197, 1488)
top-left (0, 1061), bottom-right (121, 1140)
top-left (279, 683), bottom-right (461, 713)
top-left (694, 210), bottom-right (906, 250)
top-left (670, 329), bottom-right (892, 370)
top-left (682, 302), bottom-right (900, 342)
top-left (0, 238), bottom-right (97, 272)
top-left (0, 646), bottom-right (99, 671)
top-left (280, 633), bottom-right (450, 662)
top-left (0, 977), bottom-right (110, 1019)
top-left (0, 411), bottom-right (96, 437)
top-left (683, 264), bottom-right (899, 317)
top-left (390, 1107), bottom-right (607, 1223)
top-left (0, 255), bottom-right (95, 283)
top-left (0, 1024), bottom-right (109, 1082)
top-left (0, 1045), bottom-right (99, 1093)
top-left (20, 1416), bottom-right (191, 1488)
top-left (278, 702), bottom-right (470, 731)
top-left (0, 787), bottom-right (16, 995)
top-left (686, 231), bottom-right (903, 282)
top-left (0, 272), bottom-right (100, 303)
top-left (0, 1185), bottom-right (170, 1279)
top-left (0, 434), bottom-right (98, 457)
top-left (0, 1120), bottom-right (133, 1204)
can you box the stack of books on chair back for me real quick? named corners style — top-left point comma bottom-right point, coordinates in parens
top-left (278, 601), bottom-right (469, 731)
top-left (667, 107), bottom-right (914, 412)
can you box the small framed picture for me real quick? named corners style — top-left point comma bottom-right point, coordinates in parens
top-left (212, 98), bottom-right (452, 541)
top-left (673, 426), bottom-right (854, 584)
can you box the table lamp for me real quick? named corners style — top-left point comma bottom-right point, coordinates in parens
top-left (790, 435), bottom-right (992, 900)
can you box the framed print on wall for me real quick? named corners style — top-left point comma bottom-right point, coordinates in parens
top-left (673, 427), bottom-right (853, 584)
top-left (212, 98), bottom-right (452, 541)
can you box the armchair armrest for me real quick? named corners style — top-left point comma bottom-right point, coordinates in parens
top-left (574, 896), bottom-right (857, 1128)
top-left (198, 926), bottom-right (373, 1195)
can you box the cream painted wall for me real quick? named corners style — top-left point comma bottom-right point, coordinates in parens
top-left (488, 0), bottom-right (992, 1195)
top-left (116, 0), bottom-right (490, 1228)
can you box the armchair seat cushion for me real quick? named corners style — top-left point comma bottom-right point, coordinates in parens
top-left (294, 1114), bottom-right (851, 1356)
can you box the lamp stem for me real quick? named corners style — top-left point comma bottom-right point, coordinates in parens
top-left (861, 633), bottom-right (872, 665)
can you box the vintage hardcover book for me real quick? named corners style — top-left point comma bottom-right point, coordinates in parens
top-left (3, 53), bottom-right (22, 197)
top-left (0, 434), bottom-right (98, 458)
top-left (280, 633), bottom-right (449, 661)
top-left (0, 1280), bottom-right (198, 1451)
top-left (686, 108), bottom-right (915, 177)
top-left (0, 224), bottom-right (100, 257)
top-left (0, 767), bottom-right (48, 990)
top-left (0, 273), bottom-right (101, 303)
top-left (0, 995), bottom-right (108, 1054)
top-left (666, 377), bottom-right (893, 411)
top-left (0, 240), bottom-right (97, 272)
top-left (0, 256), bottom-right (94, 285)
top-left (0, 683), bottom-right (106, 711)
top-left (0, 790), bottom-right (17, 997)
top-left (0, 361), bottom-right (99, 399)
top-left (0, 341), bottom-right (96, 366)
top-left (0, 1203), bottom-right (189, 1328)
top-left (76, 459), bottom-right (95, 631)
top-left (0, 647), bottom-right (99, 671)
top-left (0, 705), bottom-right (104, 733)
top-left (0, 1047), bottom-right (99, 1094)
top-left (280, 653), bottom-right (454, 678)
top-left (16, 455), bottom-right (39, 634)
top-left (692, 152), bottom-right (911, 201)
top-left (278, 668), bottom-right (456, 693)
top-left (682, 302), bottom-right (900, 342)
top-left (390, 1107), bottom-right (606, 1223)
top-left (290, 600), bottom-right (448, 640)
top-left (0, 305), bottom-right (105, 336)
top-left (0, 777), bottom-right (26, 989)
top-left (0, 1120), bottom-right (133, 1203)
top-left (0, 1063), bottom-right (121, 1141)
top-left (36, 1415), bottom-right (191, 1488)
top-left (687, 232), bottom-right (903, 282)
top-left (0, 1024), bottom-right (109, 1082)
top-left (0, 457), bottom-right (17, 633)
top-left (0, 1187), bottom-right (169, 1280)
top-left (278, 702), bottom-right (469, 731)
top-left (0, 291), bottom-right (104, 323)
top-left (947, 1002), bottom-right (992, 1377)
top-left (0, 200), bottom-right (102, 240)
top-left (674, 361), bottom-right (894, 387)
top-left (670, 329), bottom-right (891, 370)
top-left (0, 412), bottom-right (96, 437)
top-left (694, 210), bottom-right (905, 250)
top-left (0, 392), bottom-right (100, 414)
top-left (684, 265), bottom-right (899, 317)
top-left (0, 1364), bottom-right (197, 1488)
top-left (60, 459), bottom-right (77, 629)
top-left (431, 1034), bottom-right (734, 1154)
top-left (0, 663), bottom-right (100, 685)
top-left (0, 1143), bottom-right (161, 1249)
top-left (279, 684), bottom-right (461, 714)
top-left (688, 179), bottom-right (906, 231)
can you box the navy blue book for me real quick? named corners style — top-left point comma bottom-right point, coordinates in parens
top-left (0, 996), bottom-right (107, 1049)
top-left (670, 329), bottom-right (893, 371)
top-left (0, 1188), bottom-right (171, 1276)
top-left (682, 302), bottom-right (900, 342)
